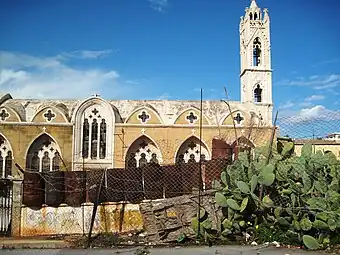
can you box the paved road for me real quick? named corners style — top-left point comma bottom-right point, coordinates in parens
top-left (0, 246), bottom-right (329, 255)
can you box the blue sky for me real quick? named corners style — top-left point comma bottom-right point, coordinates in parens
top-left (0, 0), bottom-right (339, 128)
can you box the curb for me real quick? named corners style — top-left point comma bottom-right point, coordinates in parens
top-left (0, 241), bottom-right (71, 249)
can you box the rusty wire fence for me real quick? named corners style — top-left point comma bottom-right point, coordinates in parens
top-left (20, 159), bottom-right (229, 239)
top-left (17, 110), bottom-right (340, 246)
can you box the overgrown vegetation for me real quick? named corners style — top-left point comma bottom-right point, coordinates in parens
top-left (191, 141), bottom-right (340, 250)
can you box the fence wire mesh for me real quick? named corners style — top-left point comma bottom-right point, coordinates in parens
top-left (17, 110), bottom-right (340, 245)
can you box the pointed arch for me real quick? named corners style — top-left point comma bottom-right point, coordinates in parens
top-left (26, 133), bottom-right (63, 172)
top-left (231, 136), bottom-right (255, 158)
top-left (72, 97), bottom-right (116, 169)
top-left (124, 105), bottom-right (163, 124)
top-left (254, 84), bottom-right (263, 103)
top-left (174, 107), bottom-right (211, 125)
top-left (174, 136), bottom-right (210, 164)
top-left (0, 106), bottom-right (21, 122)
top-left (0, 133), bottom-right (13, 179)
top-left (125, 135), bottom-right (163, 168)
top-left (219, 110), bottom-right (250, 126)
top-left (253, 37), bottom-right (262, 66)
top-left (31, 106), bottom-right (69, 123)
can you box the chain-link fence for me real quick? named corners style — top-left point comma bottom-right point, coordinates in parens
top-left (18, 110), bottom-right (340, 246)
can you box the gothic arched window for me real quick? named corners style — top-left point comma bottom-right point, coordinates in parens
top-left (0, 135), bottom-right (12, 179)
top-left (82, 119), bottom-right (89, 158)
top-left (254, 12), bottom-right (258, 20)
top-left (26, 134), bottom-right (61, 172)
top-left (249, 13), bottom-right (253, 20)
top-left (99, 119), bottom-right (107, 159)
top-left (253, 37), bottom-right (261, 66)
top-left (254, 85), bottom-right (263, 103)
top-left (80, 107), bottom-right (108, 161)
top-left (175, 136), bottom-right (210, 164)
top-left (125, 136), bottom-right (162, 168)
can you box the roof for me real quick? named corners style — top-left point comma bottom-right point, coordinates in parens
top-left (294, 139), bottom-right (340, 145)
top-left (250, 0), bottom-right (258, 9)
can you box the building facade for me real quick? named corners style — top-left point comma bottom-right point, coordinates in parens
top-left (0, 0), bottom-right (274, 177)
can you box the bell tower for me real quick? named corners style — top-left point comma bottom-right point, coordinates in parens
top-left (240, 0), bottom-right (272, 105)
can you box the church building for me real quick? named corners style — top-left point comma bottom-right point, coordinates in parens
top-left (0, 0), bottom-right (273, 177)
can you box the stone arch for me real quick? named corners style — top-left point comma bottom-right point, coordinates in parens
top-left (0, 106), bottom-right (22, 122)
top-left (174, 107), bottom-right (211, 125)
top-left (0, 133), bottom-right (13, 178)
top-left (124, 105), bottom-right (163, 124)
top-left (26, 133), bottom-right (63, 172)
top-left (220, 110), bottom-right (250, 126)
top-left (31, 106), bottom-right (69, 123)
top-left (174, 136), bottom-right (210, 164)
top-left (253, 37), bottom-right (262, 66)
top-left (125, 135), bottom-right (163, 168)
top-left (0, 93), bottom-right (12, 105)
top-left (231, 136), bottom-right (255, 158)
top-left (72, 97), bottom-right (115, 168)
top-left (253, 84), bottom-right (263, 103)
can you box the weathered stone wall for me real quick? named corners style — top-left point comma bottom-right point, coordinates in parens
top-left (20, 202), bottom-right (143, 236)
top-left (139, 191), bottom-right (221, 242)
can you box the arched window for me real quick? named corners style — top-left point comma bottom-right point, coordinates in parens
top-left (175, 136), bottom-right (210, 164)
top-left (81, 108), bottom-right (107, 160)
top-left (254, 12), bottom-right (258, 20)
top-left (249, 13), bottom-right (253, 20)
top-left (73, 97), bottom-right (115, 169)
top-left (125, 136), bottom-right (162, 168)
top-left (253, 37), bottom-right (261, 66)
top-left (232, 136), bottom-right (255, 160)
top-left (0, 135), bottom-right (12, 179)
top-left (26, 134), bottom-right (61, 172)
top-left (254, 85), bottom-right (262, 103)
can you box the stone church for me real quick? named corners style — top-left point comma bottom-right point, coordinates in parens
top-left (0, 0), bottom-right (273, 177)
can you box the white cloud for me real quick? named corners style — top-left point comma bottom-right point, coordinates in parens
top-left (148, 0), bottom-right (169, 12)
top-left (276, 74), bottom-right (340, 90)
top-left (280, 105), bottom-right (340, 124)
top-left (0, 51), bottom-right (135, 99)
top-left (62, 49), bottom-right (113, 59)
top-left (305, 95), bottom-right (325, 102)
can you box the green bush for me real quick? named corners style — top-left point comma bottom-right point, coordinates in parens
top-left (192, 141), bottom-right (340, 250)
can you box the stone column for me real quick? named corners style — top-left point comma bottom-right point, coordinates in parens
top-left (11, 177), bottom-right (23, 237)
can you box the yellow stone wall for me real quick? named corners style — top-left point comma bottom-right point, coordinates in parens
top-left (1, 122), bottom-right (273, 173)
top-left (0, 124), bottom-right (73, 176)
top-left (294, 144), bottom-right (340, 159)
top-left (113, 125), bottom-right (273, 168)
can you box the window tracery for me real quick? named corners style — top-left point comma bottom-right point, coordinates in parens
top-left (233, 113), bottom-right (245, 125)
top-left (138, 111), bottom-right (150, 123)
top-left (0, 109), bottom-right (10, 121)
top-left (43, 109), bottom-right (56, 122)
top-left (81, 107), bottom-right (107, 160)
top-left (125, 136), bottom-right (162, 168)
top-left (186, 112), bottom-right (198, 124)
top-left (26, 134), bottom-right (61, 172)
top-left (175, 137), bottom-right (210, 164)
top-left (0, 136), bottom-right (12, 179)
